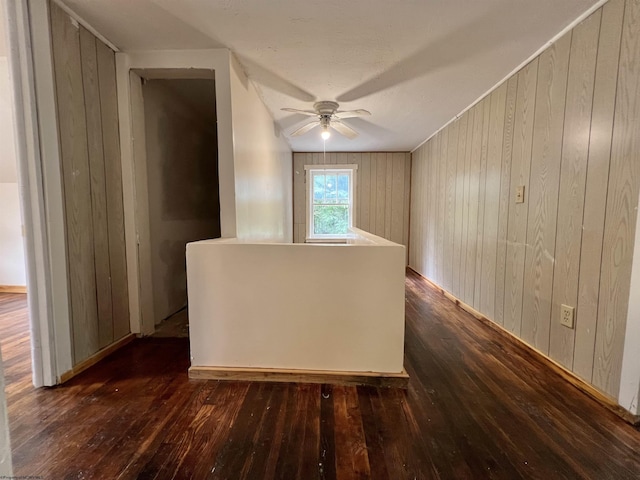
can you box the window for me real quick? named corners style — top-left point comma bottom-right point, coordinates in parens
top-left (305, 164), bottom-right (357, 241)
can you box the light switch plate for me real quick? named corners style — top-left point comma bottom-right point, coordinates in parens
top-left (516, 185), bottom-right (525, 204)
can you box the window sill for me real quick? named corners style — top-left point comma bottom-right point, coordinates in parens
top-left (305, 237), bottom-right (348, 244)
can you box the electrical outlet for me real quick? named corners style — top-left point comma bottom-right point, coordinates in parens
top-left (560, 304), bottom-right (575, 329)
top-left (515, 185), bottom-right (525, 204)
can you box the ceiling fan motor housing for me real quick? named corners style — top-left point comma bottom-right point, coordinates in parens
top-left (314, 101), bottom-right (339, 116)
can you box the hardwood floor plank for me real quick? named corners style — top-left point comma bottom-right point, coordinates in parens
top-left (1, 283), bottom-right (639, 479)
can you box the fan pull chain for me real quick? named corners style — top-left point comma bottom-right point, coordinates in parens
top-left (323, 138), bottom-right (326, 163)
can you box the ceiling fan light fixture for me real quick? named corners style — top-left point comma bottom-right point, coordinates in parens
top-left (283, 101), bottom-right (368, 140)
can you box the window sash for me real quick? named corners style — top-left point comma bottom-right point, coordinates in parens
top-left (305, 165), bottom-right (357, 240)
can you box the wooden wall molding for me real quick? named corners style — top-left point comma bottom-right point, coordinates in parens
top-left (189, 366), bottom-right (409, 389)
top-left (0, 286), bottom-right (27, 294)
top-left (410, 267), bottom-right (640, 427)
top-left (59, 334), bottom-right (135, 384)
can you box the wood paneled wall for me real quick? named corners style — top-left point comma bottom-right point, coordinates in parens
top-left (409, 0), bottom-right (640, 399)
top-left (50, 2), bottom-right (129, 365)
top-left (292, 152), bottom-right (411, 249)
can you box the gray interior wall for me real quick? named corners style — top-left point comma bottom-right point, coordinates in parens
top-left (142, 79), bottom-right (220, 323)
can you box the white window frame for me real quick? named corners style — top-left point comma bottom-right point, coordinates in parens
top-left (304, 164), bottom-right (358, 243)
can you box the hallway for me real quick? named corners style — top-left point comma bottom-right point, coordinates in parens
top-left (0, 271), bottom-right (639, 479)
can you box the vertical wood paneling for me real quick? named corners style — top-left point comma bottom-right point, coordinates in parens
top-left (549, 12), bottom-right (601, 369)
top-left (425, 142), bottom-right (434, 276)
top-left (403, 152), bottom-right (411, 262)
top-left (376, 153), bottom-right (387, 237)
top-left (293, 154), bottom-right (305, 227)
top-left (437, 131), bottom-right (448, 285)
top-left (464, 103), bottom-right (483, 303)
top-left (52, 3), bottom-right (130, 365)
top-left (460, 109), bottom-right (475, 305)
top-left (594, 0), bottom-right (640, 396)
top-left (453, 114), bottom-right (468, 298)
top-left (369, 153), bottom-right (377, 234)
top-left (575, 0), bottom-right (625, 381)
top-left (504, 60), bottom-right (538, 336)
top-left (495, 76), bottom-right (518, 326)
top-left (474, 99), bottom-right (491, 309)
top-left (390, 153), bottom-right (405, 244)
top-left (79, 27), bottom-right (113, 349)
top-left (97, 41), bottom-right (129, 341)
top-left (409, 153), bottom-right (420, 269)
top-left (445, 121), bottom-right (459, 292)
top-left (359, 153), bottom-right (371, 233)
top-left (409, 0), bottom-right (640, 402)
top-left (521, 33), bottom-right (571, 354)
top-left (50, 3), bottom-right (99, 363)
top-left (480, 85), bottom-right (507, 321)
top-left (384, 154), bottom-right (393, 239)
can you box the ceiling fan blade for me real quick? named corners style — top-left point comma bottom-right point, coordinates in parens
top-left (334, 109), bottom-right (371, 119)
top-left (281, 108), bottom-right (318, 117)
top-left (331, 120), bottom-right (358, 139)
top-left (290, 121), bottom-right (320, 136)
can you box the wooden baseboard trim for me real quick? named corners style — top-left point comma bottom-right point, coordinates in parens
top-left (189, 366), bottom-right (409, 388)
top-left (59, 333), bottom-right (136, 383)
top-left (0, 285), bottom-right (27, 294)
top-left (408, 267), bottom-right (640, 427)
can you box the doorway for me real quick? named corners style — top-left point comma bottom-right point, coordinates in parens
top-left (131, 72), bottom-right (221, 336)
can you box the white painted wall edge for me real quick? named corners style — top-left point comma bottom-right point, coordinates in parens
top-left (410, 0), bottom-right (609, 153)
top-left (4, 0), bottom-right (74, 385)
top-left (116, 48), bottom-right (236, 335)
top-left (618, 190), bottom-right (640, 416)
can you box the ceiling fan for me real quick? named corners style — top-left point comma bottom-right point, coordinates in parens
top-left (282, 101), bottom-right (370, 140)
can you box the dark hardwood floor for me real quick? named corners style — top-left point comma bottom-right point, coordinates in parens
top-left (1, 271), bottom-right (639, 479)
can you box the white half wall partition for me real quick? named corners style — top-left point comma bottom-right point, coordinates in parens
top-left (186, 229), bottom-right (406, 382)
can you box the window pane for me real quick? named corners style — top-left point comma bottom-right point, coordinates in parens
top-left (313, 174), bottom-right (325, 202)
top-left (325, 175), bottom-right (338, 204)
top-left (313, 205), bottom-right (349, 235)
top-left (337, 174), bottom-right (349, 201)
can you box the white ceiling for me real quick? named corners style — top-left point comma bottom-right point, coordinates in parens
top-left (59, 0), bottom-right (600, 152)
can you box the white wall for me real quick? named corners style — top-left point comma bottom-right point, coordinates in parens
top-left (142, 79), bottom-right (220, 323)
top-left (187, 229), bottom-right (405, 373)
top-left (0, 40), bottom-right (25, 286)
top-left (229, 55), bottom-right (292, 242)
